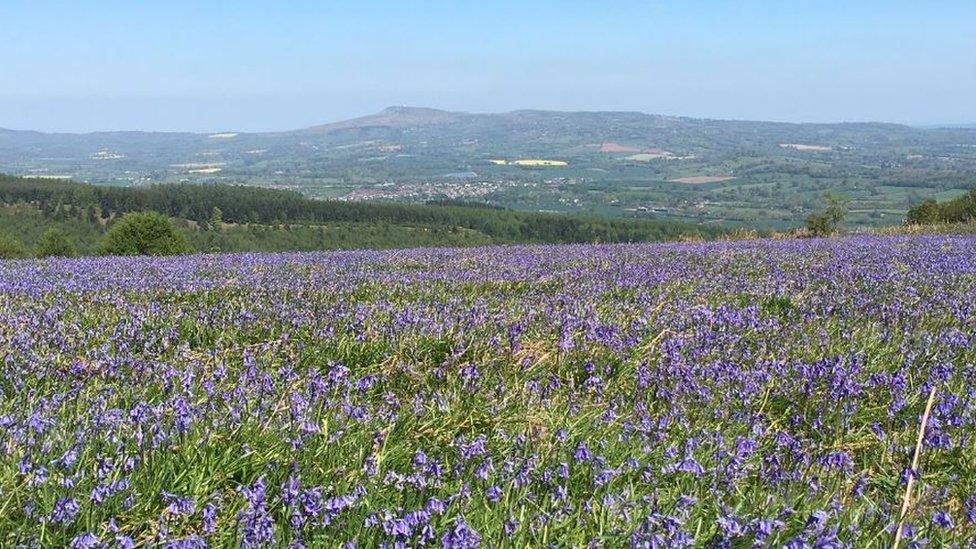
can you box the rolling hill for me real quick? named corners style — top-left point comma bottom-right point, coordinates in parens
top-left (3, 107), bottom-right (976, 229)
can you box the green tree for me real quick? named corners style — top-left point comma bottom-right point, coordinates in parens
top-left (906, 199), bottom-right (944, 225)
top-left (906, 189), bottom-right (976, 225)
top-left (97, 212), bottom-right (194, 256)
top-left (805, 193), bottom-right (848, 237)
top-left (0, 234), bottom-right (28, 259)
top-left (36, 228), bottom-right (77, 257)
top-left (209, 206), bottom-right (223, 231)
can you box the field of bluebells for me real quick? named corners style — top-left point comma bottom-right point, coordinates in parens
top-left (2, 235), bottom-right (976, 547)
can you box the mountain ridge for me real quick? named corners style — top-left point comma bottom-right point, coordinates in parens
top-left (1, 106), bottom-right (929, 137)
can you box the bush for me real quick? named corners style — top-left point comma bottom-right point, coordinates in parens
top-left (906, 198), bottom-right (945, 225)
top-left (97, 212), bottom-right (193, 256)
top-left (805, 193), bottom-right (847, 237)
top-left (906, 189), bottom-right (976, 225)
top-left (0, 234), bottom-right (28, 259)
top-left (36, 228), bottom-right (77, 257)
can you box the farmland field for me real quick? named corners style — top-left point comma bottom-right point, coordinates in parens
top-left (2, 236), bottom-right (976, 546)
top-left (668, 176), bottom-right (736, 184)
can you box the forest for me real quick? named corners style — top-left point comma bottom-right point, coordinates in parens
top-left (0, 174), bottom-right (722, 257)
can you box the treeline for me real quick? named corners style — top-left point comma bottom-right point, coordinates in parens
top-left (0, 203), bottom-right (498, 258)
top-left (906, 189), bottom-right (976, 224)
top-left (0, 174), bottom-right (721, 245)
top-left (424, 199), bottom-right (505, 210)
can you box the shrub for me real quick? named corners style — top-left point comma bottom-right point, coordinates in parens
top-left (97, 212), bottom-right (193, 256)
top-left (906, 190), bottom-right (976, 225)
top-left (0, 234), bottom-right (28, 259)
top-left (36, 228), bottom-right (77, 257)
top-left (805, 193), bottom-right (847, 237)
top-left (905, 199), bottom-right (944, 225)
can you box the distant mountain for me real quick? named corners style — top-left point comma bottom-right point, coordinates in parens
top-left (299, 106), bottom-right (468, 134)
top-left (290, 107), bottom-right (920, 145)
top-left (4, 107), bottom-right (974, 176)
top-left (0, 106), bottom-right (947, 145)
top-left (296, 107), bottom-right (681, 135)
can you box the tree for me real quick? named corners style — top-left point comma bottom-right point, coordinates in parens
top-left (37, 228), bottom-right (77, 257)
top-left (209, 206), bottom-right (223, 231)
top-left (97, 212), bottom-right (194, 256)
top-left (906, 199), bottom-right (944, 225)
top-left (0, 234), bottom-right (28, 260)
top-left (805, 193), bottom-right (848, 237)
top-left (906, 189), bottom-right (976, 225)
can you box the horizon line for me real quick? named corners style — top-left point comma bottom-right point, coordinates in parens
top-left (3, 105), bottom-right (971, 135)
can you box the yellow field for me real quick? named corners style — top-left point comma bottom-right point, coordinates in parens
top-left (512, 159), bottom-right (568, 167)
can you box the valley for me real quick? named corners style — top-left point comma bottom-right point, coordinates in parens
top-left (3, 107), bottom-right (976, 229)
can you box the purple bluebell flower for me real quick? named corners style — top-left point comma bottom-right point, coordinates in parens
top-left (932, 511), bottom-right (954, 530)
top-left (441, 518), bottom-right (481, 548)
top-left (69, 533), bottom-right (101, 549)
top-left (51, 497), bottom-right (80, 525)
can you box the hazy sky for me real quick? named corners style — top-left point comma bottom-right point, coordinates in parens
top-left (1, 0), bottom-right (974, 132)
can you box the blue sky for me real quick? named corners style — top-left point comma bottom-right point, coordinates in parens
top-left (1, 0), bottom-right (974, 132)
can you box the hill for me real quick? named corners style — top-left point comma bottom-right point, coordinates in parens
top-left (301, 106), bottom-right (468, 133)
top-left (3, 107), bottom-right (976, 229)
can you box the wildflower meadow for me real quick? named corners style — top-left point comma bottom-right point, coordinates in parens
top-left (2, 236), bottom-right (975, 547)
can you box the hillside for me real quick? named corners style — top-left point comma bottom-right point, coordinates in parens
top-left (3, 107), bottom-right (976, 229)
top-left (0, 173), bottom-right (721, 256)
top-left (301, 106), bottom-right (468, 133)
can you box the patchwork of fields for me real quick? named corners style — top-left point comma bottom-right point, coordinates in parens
top-left (6, 108), bottom-right (976, 229)
top-left (2, 236), bottom-right (975, 546)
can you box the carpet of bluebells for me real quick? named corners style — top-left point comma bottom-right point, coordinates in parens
top-left (2, 235), bottom-right (976, 547)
